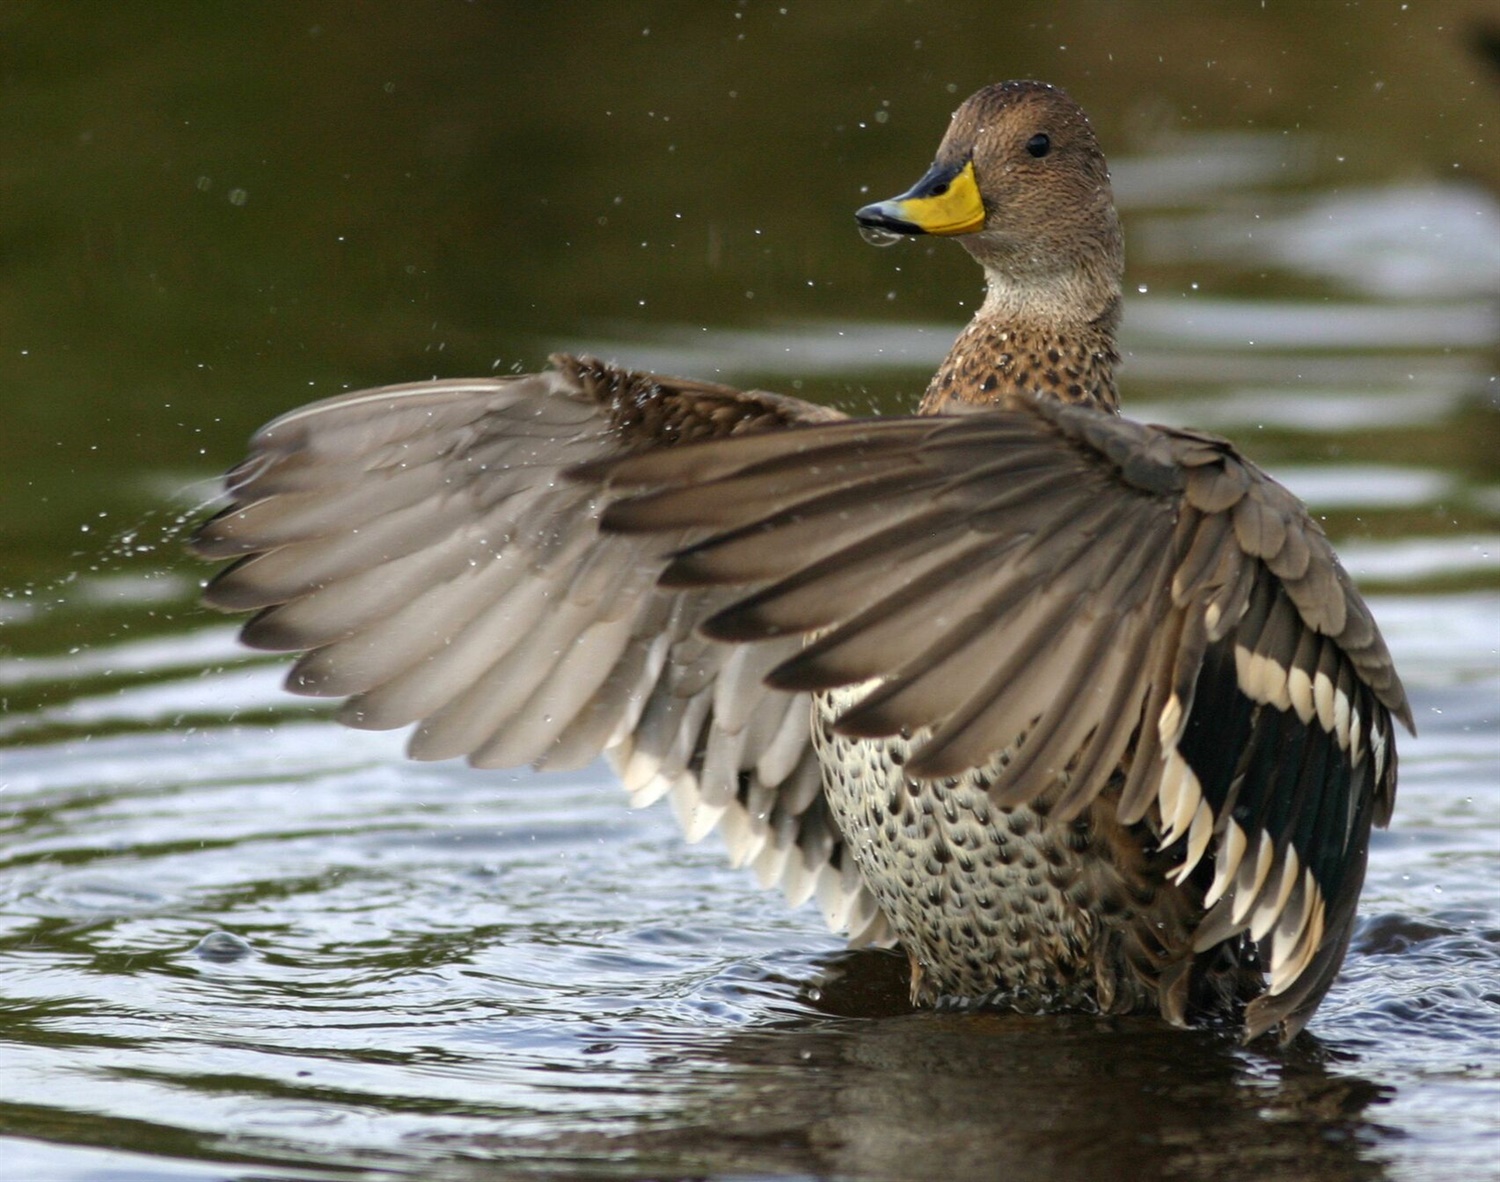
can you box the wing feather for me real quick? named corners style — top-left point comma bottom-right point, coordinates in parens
top-left (199, 357), bottom-right (1410, 1042)
top-left (193, 355), bottom-right (886, 944)
top-left (594, 392), bottom-right (1411, 1041)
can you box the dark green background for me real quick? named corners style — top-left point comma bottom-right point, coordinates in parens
top-left (4, 0), bottom-right (1495, 565)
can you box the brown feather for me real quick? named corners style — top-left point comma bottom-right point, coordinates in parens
top-left (194, 80), bottom-right (1412, 1045)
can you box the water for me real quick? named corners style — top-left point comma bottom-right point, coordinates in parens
top-left (2, 5), bottom-right (1498, 1180)
top-left (1, 594), bottom-right (1496, 1179)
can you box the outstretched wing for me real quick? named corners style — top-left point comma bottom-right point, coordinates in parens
top-left (192, 355), bottom-right (890, 945)
top-left (590, 394), bottom-right (1413, 1040)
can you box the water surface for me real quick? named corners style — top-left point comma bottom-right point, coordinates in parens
top-left (2, 5), bottom-right (1497, 1179)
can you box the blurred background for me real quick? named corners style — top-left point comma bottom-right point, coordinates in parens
top-left (0, 3), bottom-right (1497, 1180)
top-left (3, 1), bottom-right (1497, 588)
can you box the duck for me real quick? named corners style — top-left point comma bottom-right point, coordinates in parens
top-left (193, 80), bottom-right (1411, 1043)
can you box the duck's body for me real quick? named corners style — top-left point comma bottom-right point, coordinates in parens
top-left (816, 696), bottom-right (1202, 1016)
top-left (195, 82), bottom-right (1410, 1042)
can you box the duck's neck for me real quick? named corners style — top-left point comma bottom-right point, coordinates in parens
top-left (919, 289), bottom-right (1122, 416)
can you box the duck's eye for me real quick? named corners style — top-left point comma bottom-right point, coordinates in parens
top-left (1026, 133), bottom-right (1051, 158)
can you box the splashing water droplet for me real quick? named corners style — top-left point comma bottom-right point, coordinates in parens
top-left (859, 225), bottom-right (906, 247)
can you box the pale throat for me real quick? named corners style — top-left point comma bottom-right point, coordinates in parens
top-left (977, 261), bottom-right (1117, 328)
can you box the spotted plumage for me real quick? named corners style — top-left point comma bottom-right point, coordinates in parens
top-left (815, 684), bottom-right (1200, 1016)
top-left (922, 307), bottom-right (1121, 413)
top-left (194, 80), bottom-right (1410, 1043)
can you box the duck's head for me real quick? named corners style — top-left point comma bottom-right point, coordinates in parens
top-left (857, 81), bottom-right (1123, 323)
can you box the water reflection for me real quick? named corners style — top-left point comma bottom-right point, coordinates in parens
top-left (447, 985), bottom-right (1395, 1182)
top-left (1133, 183), bottom-right (1500, 300)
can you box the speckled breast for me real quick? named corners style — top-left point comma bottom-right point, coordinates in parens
top-left (813, 687), bottom-right (1178, 1015)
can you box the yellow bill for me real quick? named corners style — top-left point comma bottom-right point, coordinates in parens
top-left (855, 159), bottom-right (985, 239)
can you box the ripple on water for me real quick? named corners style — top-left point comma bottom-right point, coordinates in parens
top-left (0, 500), bottom-right (1495, 1181)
